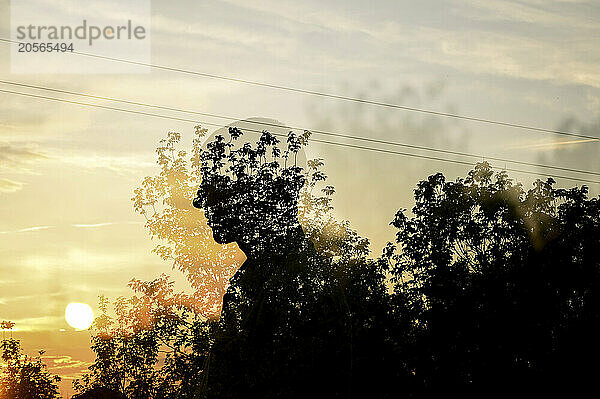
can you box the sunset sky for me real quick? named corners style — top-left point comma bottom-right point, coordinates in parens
top-left (1, 0), bottom-right (599, 396)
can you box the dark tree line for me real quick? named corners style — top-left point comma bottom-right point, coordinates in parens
top-left (0, 321), bottom-right (61, 399)
top-left (383, 165), bottom-right (600, 397)
top-left (74, 127), bottom-right (600, 399)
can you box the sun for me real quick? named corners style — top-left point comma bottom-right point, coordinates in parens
top-left (65, 302), bottom-right (94, 330)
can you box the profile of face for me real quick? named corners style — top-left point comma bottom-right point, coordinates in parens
top-left (193, 128), bottom-right (308, 255)
top-left (195, 177), bottom-right (239, 245)
top-left (194, 172), bottom-right (304, 254)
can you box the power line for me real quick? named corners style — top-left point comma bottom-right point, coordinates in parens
top-left (1, 79), bottom-right (598, 178)
top-left (0, 37), bottom-right (598, 141)
top-left (1, 87), bottom-right (598, 185)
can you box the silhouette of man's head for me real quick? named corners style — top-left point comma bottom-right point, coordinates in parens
top-left (193, 127), bottom-right (308, 256)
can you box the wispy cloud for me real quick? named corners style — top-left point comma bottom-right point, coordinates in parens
top-left (0, 221), bottom-right (142, 235)
top-left (0, 225), bottom-right (53, 234)
top-left (9, 316), bottom-right (64, 332)
top-left (218, 0), bottom-right (600, 88)
top-left (0, 292), bottom-right (64, 305)
top-left (0, 143), bottom-right (47, 195)
top-left (16, 225), bottom-right (53, 232)
top-left (506, 138), bottom-right (600, 151)
top-left (43, 354), bottom-right (92, 378)
top-left (57, 153), bottom-right (155, 174)
top-left (454, 0), bottom-right (597, 28)
top-left (42, 355), bottom-right (91, 374)
top-left (0, 178), bottom-right (24, 193)
top-left (0, 143), bottom-right (48, 170)
top-left (408, 26), bottom-right (600, 89)
top-left (72, 221), bottom-right (142, 228)
top-left (19, 247), bottom-right (147, 273)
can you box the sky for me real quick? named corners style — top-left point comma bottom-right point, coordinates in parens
top-left (0, 0), bottom-right (599, 396)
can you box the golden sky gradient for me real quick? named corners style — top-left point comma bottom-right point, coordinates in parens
top-left (1, 0), bottom-right (599, 396)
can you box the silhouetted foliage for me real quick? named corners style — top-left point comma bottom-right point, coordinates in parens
top-left (193, 127), bottom-right (399, 398)
top-left (78, 126), bottom-right (385, 398)
top-left (73, 282), bottom-right (211, 399)
top-left (131, 128), bottom-right (244, 319)
top-left (0, 322), bottom-right (61, 399)
top-left (384, 162), bottom-right (600, 398)
top-left (80, 127), bottom-right (600, 399)
top-left (72, 386), bottom-right (126, 399)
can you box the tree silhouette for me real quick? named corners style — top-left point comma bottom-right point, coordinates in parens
top-left (131, 127), bottom-right (244, 319)
top-left (71, 387), bottom-right (125, 399)
top-left (129, 127), bottom-right (367, 318)
top-left (79, 127), bottom-right (599, 399)
top-left (73, 282), bottom-right (212, 399)
top-left (0, 322), bottom-right (61, 399)
top-left (193, 127), bottom-right (400, 398)
top-left (384, 163), bottom-right (600, 398)
top-left (79, 126), bottom-right (386, 398)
